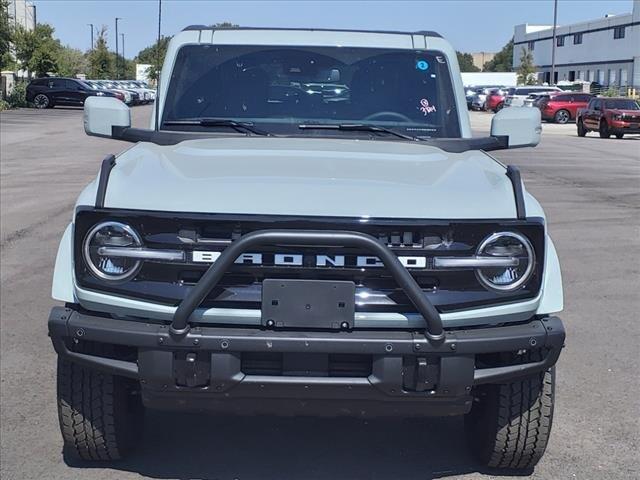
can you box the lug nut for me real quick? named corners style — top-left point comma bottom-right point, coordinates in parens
top-left (266, 319), bottom-right (275, 328)
top-left (340, 321), bottom-right (349, 329)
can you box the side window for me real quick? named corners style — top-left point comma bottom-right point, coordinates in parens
top-left (577, 94), bottom-right (592, 103)
top-left (556, 35), bottom-right (565, 47)
top-left (65, 80), bottom-right (81, 89)
top-left (50, 79), bottom-right (66, 89)
top-left (593, 100), bottom-right (601, 111)
top-left (613, 26), bottom-right (625, 39)
top-left (555, 94), bottom-right (570, 102)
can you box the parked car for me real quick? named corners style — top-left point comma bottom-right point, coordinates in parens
top-left (539, 92), bottom-right (593, 124)
top-left (25, 77), bottom-right (124, 109)
top-left (470, 86), bottom-right (503, 111)
top-left (523, 92), bottom-right (553, 108)
top-left (48, 27), bottom-right (564, 471)
top-left (504, 86), bottom-right (562, 108)
top-left (577, 97), bottom-right (640, 138)
top-left (485, 88), bottom-right (509, 112)
top-left (465, 87), bottom-right (476, 109)
top-left (114, 80), bottom-right (153, 104)
top-left (87, 80), bottom-right (134, 105)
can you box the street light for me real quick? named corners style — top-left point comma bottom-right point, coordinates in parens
top-left (550, 0), bottom-right (558, 85)
top-left (87, 23), bottom-right (94, 50)
top-left (115, 17), bottom-right (122, 79)
top-left (121, 33), bottom-right (125, 78)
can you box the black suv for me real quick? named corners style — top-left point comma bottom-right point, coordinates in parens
top-left (26, 77), bottom-right (122, 109)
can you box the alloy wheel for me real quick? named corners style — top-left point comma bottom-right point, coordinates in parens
top-left (33, 94), bottom-right (49, 109)
top-left (555, 110), bottom-right (570, 124)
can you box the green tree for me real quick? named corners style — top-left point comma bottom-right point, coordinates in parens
top-left (0, 0), bottom-right (14, 71)
top-left (13, 23), bottom-right (60, 76)
top-left (210, 22), bottom-right (239, 29)
top-left (134, 22), bottom-right (238, 82)
top-left (456, 51), bottom-right (480, 72)
top-left (135, 35), bottom-right (171, 82)
top-left (56, 45), bottom-right (89, 77)
top-left (484, 39), bottom-right (513, 72)
top-left (517, 47), bottom-right (537, 85)
top-left (88, 26), bottom-right (113, 78)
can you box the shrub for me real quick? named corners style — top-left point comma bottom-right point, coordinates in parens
top-left (6, 82), bottom-right (28, 108)
top-left (0, 99), bottom-right (10, 111)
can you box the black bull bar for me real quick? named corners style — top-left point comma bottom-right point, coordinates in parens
top-left (170, 229), bottom-right (445, 343)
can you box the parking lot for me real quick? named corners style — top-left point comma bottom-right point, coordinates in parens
top-left (1, 106), bottom-right (638, 480)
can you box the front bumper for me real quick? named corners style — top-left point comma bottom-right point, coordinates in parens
top-left (49, 306), bottom-right (565, 416)
top-left (610, 120), bottom-right (640, 133)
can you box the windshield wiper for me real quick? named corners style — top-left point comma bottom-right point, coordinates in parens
top-left (163, 118), bottom-right (272, 136)
top-left (298, 123), bottom-right (420, 141)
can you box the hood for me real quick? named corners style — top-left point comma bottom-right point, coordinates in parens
top-left (101, 137), bottom-right (518, 219)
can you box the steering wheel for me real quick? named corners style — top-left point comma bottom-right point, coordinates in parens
top-left (363, 111), bottom-right (413, 123)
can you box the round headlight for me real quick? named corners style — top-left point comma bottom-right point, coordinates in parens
top-left (83, 222), bottom-right (142, 281)
top-left (476, 232), bottom-right (535, 292)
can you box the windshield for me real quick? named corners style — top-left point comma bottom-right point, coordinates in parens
top-left (162, 45), bottom-right (460, 138)
top-left (604, 99), bottom-right (639, 110)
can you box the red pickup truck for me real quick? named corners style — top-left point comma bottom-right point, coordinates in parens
top-left (577, 97), bottom-right (640, 139)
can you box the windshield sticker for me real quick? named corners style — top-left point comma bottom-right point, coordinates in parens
top-left (416, 60), bottom-right (429, 71)
top-left (419, 98), bottom-right (437, 115)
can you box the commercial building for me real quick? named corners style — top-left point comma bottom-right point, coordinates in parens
top-left (471, 52), bottom-right (496, 71)
top-left (7, 0), bottom-right (35, 31)
top-left (513, 0), bottom-right (640, 87)
top-left (2, 0), bottom-right (36, 97)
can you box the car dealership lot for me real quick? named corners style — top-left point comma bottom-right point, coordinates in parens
top-left (1, 107), bottom-right (638, 479)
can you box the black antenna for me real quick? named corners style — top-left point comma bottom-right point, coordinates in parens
top-left (154, 0), bottom-right (162, 131)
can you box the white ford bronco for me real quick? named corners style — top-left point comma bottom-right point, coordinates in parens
top-left (49, 27), bottom-right (565, 470)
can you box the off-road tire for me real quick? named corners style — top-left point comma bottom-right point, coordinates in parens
top-left (554, 109), bottom-right (570, 124)
top-left (577, 119), bottom-right (587, 137)
top-left (599, 120), bottom-right (610, 138)
top-left (465, 366), bottom-right (555, 470)
top-left (57, 343), bottom-right (142, 461)
top-left (615, 133), bottom-right (624, 139)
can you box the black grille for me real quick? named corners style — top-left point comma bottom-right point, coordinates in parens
top-left (241, 352), bottom-right (373, 377)
top-left (74, 208), bottom-right (546, 314)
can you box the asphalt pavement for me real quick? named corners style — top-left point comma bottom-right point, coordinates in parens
top-left (1, 107), bottom-right (639, 480)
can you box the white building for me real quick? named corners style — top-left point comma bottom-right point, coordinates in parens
top-left (8, 0), bottom-right (36, 31)
top-left (513, 0), bottom-right (640, 87)
top-left (1, 0), bottom-right (36, 97)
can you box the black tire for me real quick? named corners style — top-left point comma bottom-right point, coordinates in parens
top-left (494, 102), bottom-right (504, 113)
top-left (57, 343), bottom-right (142, 461)
top-left (599, 120), bottom-right (610, 138)
top-left (577, 119), bottom-right (587, 137)
top-left (554, 109), bottom-right (570, 124)
top-left (33, 93), bottom-right (51, 109)
top-left (465, 364), bottom-right (555, 470)
top-left (615, 133), bottom-right (624, 139)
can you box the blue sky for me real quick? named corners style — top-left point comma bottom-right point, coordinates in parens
top-left (33, 0), bottom-right (634, 58)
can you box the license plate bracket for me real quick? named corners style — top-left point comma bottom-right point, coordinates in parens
top-left (261, 279), bottom-right (355, 329)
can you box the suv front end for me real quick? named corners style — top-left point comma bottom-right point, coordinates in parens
top-left (49, 27), bottom-right (564, 470)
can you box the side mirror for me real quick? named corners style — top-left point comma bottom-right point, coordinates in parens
top-left (491, 106), bottom-right (541, 148)
top-left (84, 96), bottom-right (130, 138)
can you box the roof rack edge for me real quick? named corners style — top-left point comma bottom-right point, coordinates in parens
top-left (181, 26), bottom-right (442, 37)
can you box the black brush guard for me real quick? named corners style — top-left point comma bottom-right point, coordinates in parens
top-left (170, 229), bottom-right (445, 343)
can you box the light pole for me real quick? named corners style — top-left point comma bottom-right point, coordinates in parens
top-left (115, 17), bottom-right (122, 79)
top-left (550, 0), bottom-right (558, 85)
top-left (87, 23), bottom-right (94, 50)
top-left (121, 33), bottom-right (125, 78)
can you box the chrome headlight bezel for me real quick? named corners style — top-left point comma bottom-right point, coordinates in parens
top-left (82, 221), bottom-right (143, 282)
top-left (475, 231), bottom-right (535, 292)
